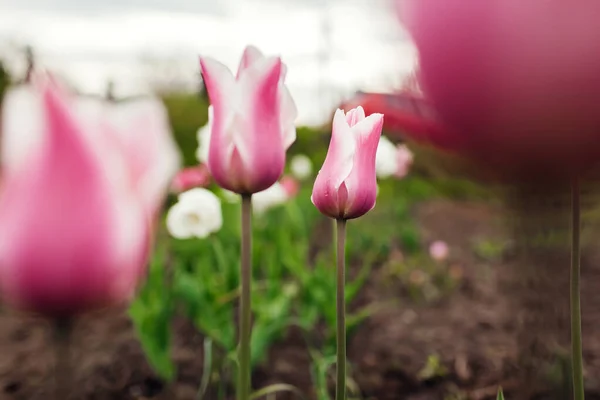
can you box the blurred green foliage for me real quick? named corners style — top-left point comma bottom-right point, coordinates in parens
top-left (162, 93), bottom-right (209, 166)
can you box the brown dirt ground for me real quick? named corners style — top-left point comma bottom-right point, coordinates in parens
top-left (0, 199), bottom-right (599, 400)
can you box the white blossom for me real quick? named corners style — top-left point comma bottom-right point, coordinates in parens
top-left (166, 188), bottom-right (222, 239)
top-left (375, 136), bottom-right (400, 178)
top-left (252, 182), bottom-right (288, 215)
top-left (290, 154), bottom-right (313, 180)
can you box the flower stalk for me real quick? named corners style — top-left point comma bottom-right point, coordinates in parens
top-left (238, 194), bottom-right (253, 400)
top-left (53, 318), bottom-right (73, 400)
top-left (571, 179), bottom-right (584, 400)
top-left (336, 218), bottom-right (347, 400)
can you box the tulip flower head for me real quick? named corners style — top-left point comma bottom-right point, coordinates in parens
top-left (171, 164), bottom-right (211, 193)
top-left (312, 107), bottom-right (383, 220)
top-left (395, 144), bottom-right (414, 179)
top-left (200, 45), bottom-right (297, 194)
top-left (395, 0), bottom-right (600, 180)
top-left (166, 188), bottom-right (223, 239)
top-left (280, 175), bottom-right (300, 198)
top-left (0, 76), bottom-right (180, 317)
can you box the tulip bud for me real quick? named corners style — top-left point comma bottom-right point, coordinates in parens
top-left (312, 107), bottom-right (383, 220)
top-left (171, 164), bottom-right (211, 193)
top-left (199, 45), bottom-right (297, 194)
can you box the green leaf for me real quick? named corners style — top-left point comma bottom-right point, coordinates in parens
top-left (197, 337), bottom-right (213, 400)
top-left (497, 387), bottom-right (505, 400)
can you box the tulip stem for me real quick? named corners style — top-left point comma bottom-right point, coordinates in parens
top-left (571, 179), bottom-right (584, 400)
top-left (336, 218), bottom-right (347, 400)
top-left (238, 194), bottom-right (253, 400)
top-left (53, 318), bottom-right (73, 400)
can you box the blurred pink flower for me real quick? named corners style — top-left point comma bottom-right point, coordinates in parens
top-left (200, 45), bottom-right (297, 194)
top-left (394, 0), bottom-right (600, 180)
top-left (0, 76), bottom-right (180, 317)
top-left (279, 175), bottom-right (299, 198)
top-left (394, 144), bottom-right (414, 179)
top-left (171, 164), bottom-right (211, 193)
top-left (429, 241), bottom-right (449, 262)
top-left (312, 107), bottom-right (383, 220)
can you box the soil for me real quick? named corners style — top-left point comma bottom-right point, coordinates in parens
top-left (1, 199), bottom-right (599, 400)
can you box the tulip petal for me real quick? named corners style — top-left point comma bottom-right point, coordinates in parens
top-left (200, 57), bottom-right (238, 183)
top-left (345, 105), bottom-right (366, 127)
top-left (235, 56), bottom-right (285, 188)
top-left (104, 98), bottom-right (181, 214)
top-left (236, 45), bottom-right (265, 79)
top-left (0, 86), bottom-right (46, 174)
top-left (280, 85), bottom-right (298, 150)
top-left (325, 109), bottom-right (356, 189)
top-left (343, 113), bottom-right (383, 218)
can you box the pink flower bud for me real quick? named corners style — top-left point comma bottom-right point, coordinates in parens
top-left (429, 240), bottom-right (449, 262)
top-left (171, 164), bottom-right (211, 193)
top-left (280, 175), bottom-right (300, 198)
top-left (312, 107), bottom-right (383, 220)
top-left (199, 45), bottom-right (297, 194)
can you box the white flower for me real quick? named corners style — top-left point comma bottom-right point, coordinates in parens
top-left (290, 154), bottom-right (313, 180)
top-left (195, 121), bottom-right (211, 164)
top-left (166, 188), bottom-right (222, 239)
top-left (375, 136), bottom-right (414, 179)
top-left (375, 136), bottom-right (399, 179)
top-left (252, 182), bottom-right (288, 215)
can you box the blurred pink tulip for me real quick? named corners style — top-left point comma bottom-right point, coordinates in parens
top-left (312, 107), bottom-right (383, 220)
top-left (199, 45), bottom-right (297, 194)
top-left (395, 0), bottom-right (600, 180)
top-left (280, 175), bottom-right (300, 198)
top-left (0, 76), bottom-right (180, 317)
top-left (171, 164), bottom-right (211, 193)
top-left (394, 144), bottom-right (414, 179)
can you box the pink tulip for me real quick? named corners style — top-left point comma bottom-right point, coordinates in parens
top-left (0, 76), bottom-right (180, 317)
top-left (394, 0), bottom-right (600, 180)
top-left (395, 144), bottom-right (414, 179)
top-left (312, 107), bottom-right (383, 220)
top-left (199, 45), bottom-right (297, 194)
top-left (280, 175), bottom-right (300, 198)
top-left (171, 164), bottom-right (211, 193)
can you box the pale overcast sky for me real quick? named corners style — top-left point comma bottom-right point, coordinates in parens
top-left (0, 0), bottom-right (416, 124)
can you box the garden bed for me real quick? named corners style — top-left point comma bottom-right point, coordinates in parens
top-left (1, 199), bottom-right (600, 400)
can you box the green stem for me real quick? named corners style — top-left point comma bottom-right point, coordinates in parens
top-left (53, 318), bottom-right (73, 400)
top-left (336, 219), bottom-right (347, 400)
top-left (238, 194), bottom-right (253, 400)
top-left (571, 179), bottom-right (584, 400)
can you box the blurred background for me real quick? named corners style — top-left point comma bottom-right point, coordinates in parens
top-left (0, 0), bottom-right (416, 125)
